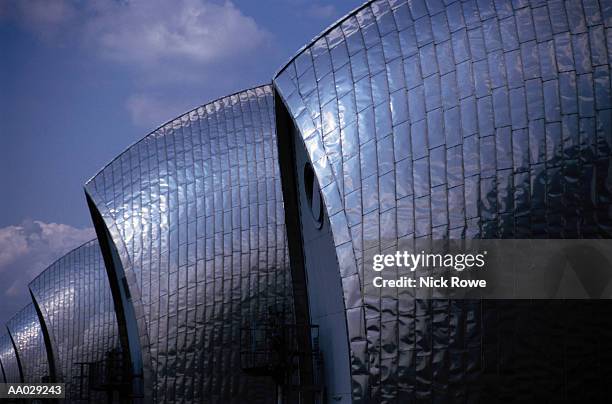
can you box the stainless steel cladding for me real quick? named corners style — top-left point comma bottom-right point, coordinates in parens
top-left (85, 85), bottom-right (293, 402)
top-left (274, 0), bottom-right (612, 402)
top-left (0, 332), bottom-right (22, 383)
top-left (6, 304), bottom-right (50, 383)
top-left (29, 239), bottom-right (120, 401)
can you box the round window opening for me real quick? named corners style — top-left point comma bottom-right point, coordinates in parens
top-left (304, 162), bottom-right (324, 228)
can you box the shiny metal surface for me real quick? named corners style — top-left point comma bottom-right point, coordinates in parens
top-left (274, 0), bottom-right (612, 401)
top-left (6, 304), bottom-right (49, 383)
top-left (29, 239), bottom-right (120, 401)
top-left (0, 332), bottom-right (21, 383)
top-left (85, 85), bottom-right (293, 402)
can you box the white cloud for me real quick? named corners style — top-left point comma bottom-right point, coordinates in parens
top-left (6, 0), bottom-right (274, 128)
top-left (0, 220), bottom-right (95, 297)
top-left (86, 0), bottom-right (271, 67)
top-left (125, 94), bottom-right (192, 129)
top-left (8, 0), bottom-right (272, 69)
top-left (0, 226), bottom-right (29, 270)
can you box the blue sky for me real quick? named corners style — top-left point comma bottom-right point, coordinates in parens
top-left (0, 0), bottom-right (363, 324)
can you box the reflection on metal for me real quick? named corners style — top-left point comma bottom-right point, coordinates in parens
top-left (6, 304), bottom-right (49, 383)
top-left (1, 0), bottom-right (611, 402)
top-left (274, 0), bottom-right (612, 401)
top-left (0, 333), bottom-right (21, 383)
top-left (29, 239), bottom-right (122, 402)
top-left (85, 85), bottom-right (295, 402)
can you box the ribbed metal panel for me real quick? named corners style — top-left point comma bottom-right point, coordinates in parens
top-left (274, 0), bottom-right (612, 401)
top-left (85, 85), bottom-right (293, 402)
top-left (29, 239), bottom-right (120, 401)
top-left (0, 332), bottom-right (21, 383)
top-left (6, 304), bottom-right (49, 383)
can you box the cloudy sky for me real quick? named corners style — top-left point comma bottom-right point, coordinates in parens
top-left (0, 0), bottom-right (363, 324)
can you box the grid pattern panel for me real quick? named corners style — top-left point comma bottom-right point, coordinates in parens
top-left (29, 239), bottom-right (120, 401)
top-left (6, 304), bottom-right (49, 383)
top-left (85, 85), bottom-right (292, 403)
top-left (274, 0), bottom-right (612, 401)
top-left (0, 333), bottom-right (21, 383)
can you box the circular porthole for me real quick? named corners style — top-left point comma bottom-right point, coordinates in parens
top-left (303, 162), bottom-right (324, 229)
